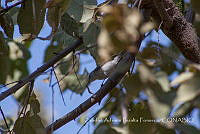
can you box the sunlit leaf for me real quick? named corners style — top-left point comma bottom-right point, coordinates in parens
top-left (173, 75), bottom-right (200, 105)
top-left (146, 89), bottom-right (171, 119)
top-left (138, 64), bottom-right (156, 83)
top-left (170, 72), bottom-right (194, 87)
top-left (67, 0), bottom-right (97, 22)
top-left (155, 71), bottom-right (170, 92)
top-left (78, 113), bottom-right (87, 125)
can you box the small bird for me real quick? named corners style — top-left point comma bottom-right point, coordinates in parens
top-left (85, 52), bottom-right (125, 94)
top-left (88, 51), bottom-right (126, 84)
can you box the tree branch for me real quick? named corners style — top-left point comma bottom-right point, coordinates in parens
top-left (0, 39), bottom-right (83, 102)
top-left (46, 35), bottom-right (143, 133)
top-left (152, 0), bottom-right (200, 63)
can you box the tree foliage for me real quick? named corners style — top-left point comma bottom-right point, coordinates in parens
top-left (0, 0), bottom-right (200, 134)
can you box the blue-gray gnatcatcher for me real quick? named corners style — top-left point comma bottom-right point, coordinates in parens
top-left (88, 51), bottom-right (126, 84)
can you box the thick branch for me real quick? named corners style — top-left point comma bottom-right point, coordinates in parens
top-left (152, 0), bottom-right (200, 63)
top-left (0, 39), bottom-right (83, 102)
top-left (46, 51), bottom-right (136, 133)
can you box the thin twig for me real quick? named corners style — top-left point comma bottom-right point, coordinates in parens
top-left (138, 0), bottom-right (143, 9)
top-left (130, 56), bottom-right (136, 74)
top-left (133, 0), bottom-right (140, 7)
top-left (74, 45), bottom-right (97, 55)
top-left (52, 67), bottom-right (66, 106)
top-left (51, 86), bottom-right (55, 133)
top-left (0, 81), bottom-right (21, 89)
top-left (23, 80), bottom-right (35, 116)
top-left (49, 68), bottom-right (53, 87)
top-left (51, 56), bottom-right (78, 87)
top-left (0, 106), bottom-right (11, 134)
top-left (73, 53), bottom-right (93, 94)
top-left (32, 0), bottom-right (37, 34)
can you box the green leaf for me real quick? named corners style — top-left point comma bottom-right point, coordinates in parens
top-left (60, 12), bottom-right (82, 38)
top-left (44, 44), bottom-right (63, 62)
top-left (82, 21), bottom-right (100, 46)
top-left (13, 115), bottom-right (45, 134)
top-left (29, 98), bottom-right (40, 114)
top-left (17, 0), bottom-right (46, 36)
top-left (0, 32), bottom-right (10, 84)
top-left (137, 64), bottom-right (175, 119)
top-left (51, 30), bottom-right (77, 47)
top-left (175, 123), bottom-right (200, 134)
top-left (67, 0), bottom-right (97, 22)
top-left (13, 117), bottom-right (35, 134)
top-left (27, 115), bottom-right (46, 134)
top-left (156, 125), bottom-right (176, 134)
top-left (47, 6), bottom-right (60, 33)
top-left (60, 70), bottom-right (89, 94)
top-left (122, 73), bottom-right (143, 101)
top-left (0, 13), bottom-right (14, 38)
top-left (94, 123), bottom-right (120, 134)
top-left (146, 89), bottom-right (171, 119)
top-left (140, 46), bottom-right (158, 59)
top-left (128, 102), bottom-right (155, 134)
